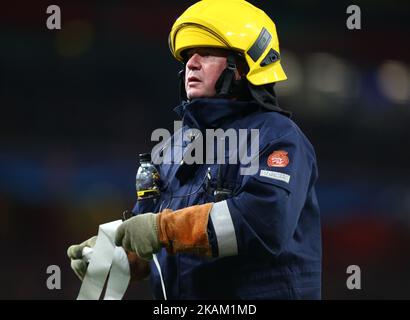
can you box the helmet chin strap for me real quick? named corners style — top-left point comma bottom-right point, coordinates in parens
top-left (214, 54), bottom-right (249, 99)
top-left (178, 69), bottom-right (188, 102)
top-left (214, 54), bottom-right (237, 98)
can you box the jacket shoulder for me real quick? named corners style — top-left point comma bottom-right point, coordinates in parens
top-left (244, 111), bottom-right (298, 139)
top-left (243, 111), bottom-right (317, 157)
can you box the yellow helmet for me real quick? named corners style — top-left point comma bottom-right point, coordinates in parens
top-left (169, 0), bottom-right (287, 86)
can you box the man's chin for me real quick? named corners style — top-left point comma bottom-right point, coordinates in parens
top-left (187, 91), bottom-right (215, 100)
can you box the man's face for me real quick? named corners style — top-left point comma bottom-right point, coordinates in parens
top-left (184, 47), bottom-right (235, 100)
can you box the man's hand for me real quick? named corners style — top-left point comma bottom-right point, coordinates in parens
top-left (127, 252), bottom-right (151, 281)
top-left (67, 235), bottom-right (152, 282)
top-left (115, 213), bottom-right (160, 261)
top-left (67, 236), bottom-right (97, 281)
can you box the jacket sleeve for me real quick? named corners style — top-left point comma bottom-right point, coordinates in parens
top-left (209, 130), bottom-right (317, 257)
top-left (131, 198), bottom-right (159, 215)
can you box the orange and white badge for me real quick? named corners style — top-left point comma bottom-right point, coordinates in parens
top-left (267, 150), bottom-right (289, 168)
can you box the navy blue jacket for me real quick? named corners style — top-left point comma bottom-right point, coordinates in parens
top-left (133, 98), bottom-right (321, 299)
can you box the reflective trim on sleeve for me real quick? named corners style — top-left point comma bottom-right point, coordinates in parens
top-left (210, 200), bottom-right (238, 257)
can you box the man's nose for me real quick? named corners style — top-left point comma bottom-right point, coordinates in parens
top-left (186, 53), bottom-right (201, 70)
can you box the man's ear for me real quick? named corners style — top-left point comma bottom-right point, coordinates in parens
top-left (234, 71), bottom-right (241, 81)
top-left (235, 69), bottom-right (245, 81)
top-left (231, 52), bottom-right (248, 79)
top-left (236, 58), bottom-right (249, 79)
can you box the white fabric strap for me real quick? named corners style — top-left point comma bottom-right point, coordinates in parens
top-left (210, 200), bottom-right (238, 257)
top-left (104, 247), bottom-right (131, 300)
top-left (77, 220), bottom-right (130, 300)
top-left (153, 253), bottom-right (167, 300)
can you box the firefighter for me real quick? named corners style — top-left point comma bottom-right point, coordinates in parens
top-left (68, 0), bottom-right (322, 299)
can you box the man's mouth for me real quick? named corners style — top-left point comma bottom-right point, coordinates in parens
top-left (187, 76), bottom-right (201, 83)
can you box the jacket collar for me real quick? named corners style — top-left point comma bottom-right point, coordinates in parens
top-left (173, 98), bottom-right (261, 130)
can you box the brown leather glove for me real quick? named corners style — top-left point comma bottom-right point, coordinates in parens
top-left (158, 203), bottom-right (213, 257)
top-left (115, 203), bottom-right (213, 261)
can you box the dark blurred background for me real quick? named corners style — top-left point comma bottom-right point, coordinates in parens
top-left (0, 0), bottom-right (409, 299)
